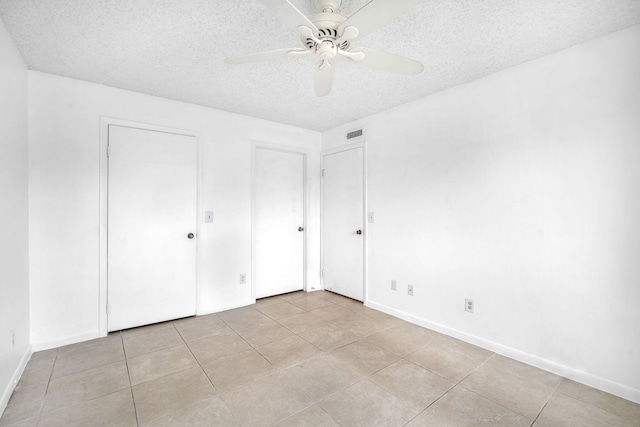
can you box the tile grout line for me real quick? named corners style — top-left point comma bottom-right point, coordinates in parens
top-left (119, 330), bottom-right (141, 427)
top-left (530, 376), bottom-right (563, 426)
top-left (183, 314), bottom-right (254, 426)
top-left (398, 346), bottom-right (498, 426)
top-left (31, 347), bottom-right (59, 425)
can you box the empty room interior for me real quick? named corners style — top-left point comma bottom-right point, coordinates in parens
top-left (1, 0), bottom-right (640, 426)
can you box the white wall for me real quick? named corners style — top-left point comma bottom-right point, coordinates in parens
top-left (0, 19), bottom-right (30, 412)
top-left (28, 72), bottom-right (321, 348)
top-left (323, 25), bottom-right (640, 402)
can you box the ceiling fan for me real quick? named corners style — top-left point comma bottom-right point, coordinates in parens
top-left (225, 0), bottom-right (425, 96)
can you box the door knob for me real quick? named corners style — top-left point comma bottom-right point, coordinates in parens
top-left (298, 227), bottom-right (304, 232)
top-left (187, 233), bottom-right (195, 239)
top-left (356, 229), bottom-right (362, 235)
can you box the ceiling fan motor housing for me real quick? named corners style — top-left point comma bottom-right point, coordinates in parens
top-left (303, 12), bottom-right (349, 50)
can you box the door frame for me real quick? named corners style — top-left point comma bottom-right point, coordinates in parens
top-left (251, 142), bottom-right (310, 302)
top-left (320, 141), bottom-right (368, 303)
top-left (99, 117), bottom-right (202, 336)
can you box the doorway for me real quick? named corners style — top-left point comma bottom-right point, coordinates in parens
top-left (107, 124), bottom-right (198, 331)
top-left (322, 145), bottom-right (365, 301)
top-left (253, 146), bottom-right (306, 299)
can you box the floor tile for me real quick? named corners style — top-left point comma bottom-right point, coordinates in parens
top-left (202, 348), bottom-right (276, 392)
top-left (121, 321), bottom-right (175, 338)
top-left (142, 396), bottom-right (239, 426)
top-left (406, 335), bottom-right (493, 382)
top-left (37, 388), bottom-right (136, 427)
top-left (41, 361), bottom-right (130, 413)
top-left (173, 314), bottom-right (231, 342)
top-left (310, 305), bottom-right (362, 322)
top-left (132, 367), bottom-right (216, 425)
top-left (279, 354), bottom-right (363, 402)
top-left (298, 323), bottom-right (359, 351)
top-left (222, 372), bottom-right (314, 427)
top-left (361, 307), bottom-right (400, 322)
top-left (364, 321), bottom-right (440, 356)
top-left (405, 386), bottom-right (532, 426)
top-left (254, 295), bottom-right (285, 308)
top-left (556, 379), bottom-right (640, 424)
top-left (536, 391), bottom-right (632, 427)
top-left (52, 334), bottom-right (124, 378)
top-left (277, 312), bottom-right (327, 334)
top-left (332, 297), bottom-right (366, 312)
top-left (217, 307), bottom-right (274, 332)
top-left (460, 355), bottom-right (561, 419)
top-left (328, 340), bottom-right (399, 377)
top-left (188, 332), bottom-right (251, 364)
top-left (0, 381), bottom-right (47, 426)
top-left (257, 335), bottom-right (321, 368)
top-left (334, 314), bottom-right (401, 337)
top-left (0, 418), bottom-right (38, 427)
top-left (236, 321), bottom-right (293, 347)
top-left (16, 350), bottom-right (57, 387)
top-left (370, 359), bottom-right (454, 411)
top-left (486, 354), bottom-right (562, 387)
top-left (285, 296), bottom-right (333, 311)
top-left (123, 326), bottom-right (183, 358)
top-left (273, 404), bottom-right (339, 427)
top-left (255, 301), bottom-right (305, 320)
top-left (314, 291), bottom-right (352, 304)
top-left (280, 291), bottom-right (329, 306)
top-left (319, 379), bottom-right (419, 427)
top-left (127, 345), bottom-right (197, 385)
top-left (6, 296), bottom-right (638, 427)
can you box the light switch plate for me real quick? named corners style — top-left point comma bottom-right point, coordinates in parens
top-left (205, 211), bottom-right (214, 223)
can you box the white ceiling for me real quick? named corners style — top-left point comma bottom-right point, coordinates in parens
top-left (1, 0), bottom-right (639, 131)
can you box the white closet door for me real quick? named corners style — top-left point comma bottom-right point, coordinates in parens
top-left (322, 146), bottom-right (364, 301)
top-left (254, 147), bottom-right (305, 298)
top-left (108, 125), bottom-right (197, 331)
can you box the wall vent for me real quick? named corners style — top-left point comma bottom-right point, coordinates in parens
top-left (346, 129), bottom-right (364, 140)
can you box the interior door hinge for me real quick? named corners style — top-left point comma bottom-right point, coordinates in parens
top-left (321, 269), bottom-right (326, 278)
top-left (106, 303), bottom-right (109, 315)
top-left (106, 146), bottom-right (110, 157)
top-left (321, 169), bottom-right (324, 177)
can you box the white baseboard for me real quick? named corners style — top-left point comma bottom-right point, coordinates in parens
top-left (0, 345), bottom-right (32, 416)
top-left (31, 331), bottom-right (100, 353)
top-left (366, 299), bottom-right (640, 404)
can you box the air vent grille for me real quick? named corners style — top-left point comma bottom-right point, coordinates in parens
top-left (346, 129), bottom-right (363, 140)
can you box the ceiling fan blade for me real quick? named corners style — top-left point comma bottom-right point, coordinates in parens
top-left (314, 60), bottom-right (335, 96)
top-left (259, 0), bottom-right (319, 33)
top-left (349, 46), bottom-right (424, 74)
top-left (225, 48), bottom-right (306, 64)
top-left (338, 0), bottom-right (422, 39)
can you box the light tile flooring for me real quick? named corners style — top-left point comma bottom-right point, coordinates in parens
top-left (2, 290), bottom-right (639, 426)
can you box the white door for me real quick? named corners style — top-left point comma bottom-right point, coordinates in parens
top-left (254, 147), bottom-right (305, 298)
top-left (108, 125), bottom-right (197, 331)
top-left (322, 146), bottom-right (364, 301)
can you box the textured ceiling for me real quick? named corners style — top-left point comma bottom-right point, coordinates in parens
top-left (1, 0), bottom-right (639, 131)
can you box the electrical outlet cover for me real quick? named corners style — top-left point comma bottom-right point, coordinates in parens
top-left (465, 298), bottom-right (474, 313)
